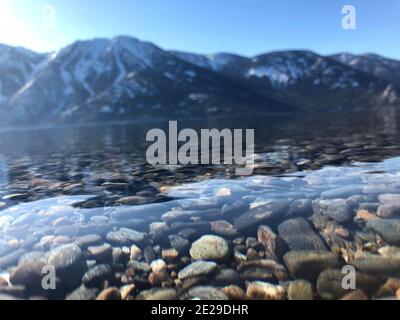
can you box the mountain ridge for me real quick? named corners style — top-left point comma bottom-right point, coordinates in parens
top-left (0, 36), bottom-right (399, 125)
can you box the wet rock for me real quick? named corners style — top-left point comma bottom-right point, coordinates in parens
top-left (214, 269), bottom-right (240, 286)
top-left (210, 220), bottom-right (238, 238)
top-left (188, 286), bottom-right (228, 300)
top-left (106, 228), bottom-right (146, 246)
top-left (9, 261), bottom-right (46, 295)
top-left (137, 288), bottom-right (178, 300)
top-left (110, 204), bottom-right (169, 221)
top-left (377, 204), bottom-right (400, 218)
top-left (96, 287), bottom-right (121, 300)
top-left (378, 246), bottom-right (400, 258)
top-left (150, 259), bottom-right (166, 273)
top-left (257, 225), bottom-right (288, 261)
top-left (116, 196), bottom-right (152, 205)
top-left (246, 281), bottom-right (286, 300)
top-left (112, 247), bottom-right (130, 264)
top-left (340, 289), bottom-right (369, 300)
top-left (378, 194), bottom-right (400, 204)
top-left (178, 261), bottom-right (217, 280)
top-left (320, 187), bottom-right (361, 200)
top-left (127, 260), bottom-right (151, 274)
top-left (288, 280), bottom-right (314, 300)
top-left (45, 244), bottom-right (84, 276)
top-left (161, 248), bottom-right (179, 262)
top-left (283, 251), bottom-right (343, 280)
top-left (130, 245), bottom-right (142, 260)
top-left (323, 200), bottom-right (354, 223)
top-left (66, 285), bottom-right (99, 300)
top-left (148, 271), bottom-right (170, 286)
top-left (0, 249), bottom-right (27, 269)
top-left (316, 269), bottom-right (381, 300)
top-left (234, 200), bottom-right (289, 231)
top-left (366, 219), bottom-right (400, 245)
top-left (278, 218), bottom-right (327, 251)
top-left (82, 264), bottom-right (112, 287)
top-left (356, 209), bottom-right (378, 221)
top-left (351, 255), bottom-right (400, 276)
top-left (169, 235), bottom-right (190, 255)
top-left (238, 259), bottom-right (288, 281)
top-left (190, 235), bottom-right (229, 261)
top-left (75, 234), bottom-right (102, 248)
top-left (222, 285), bottom-right (247, 300)
top-left (120, 284), bottom-right (136, 300)
top-left (88, 243), bottom-right (113, 262)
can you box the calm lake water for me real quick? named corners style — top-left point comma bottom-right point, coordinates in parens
top-left (1, 108), bottom-right (400, 300)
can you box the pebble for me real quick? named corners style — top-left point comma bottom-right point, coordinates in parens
top-left (190, 235), bottom-right (229, 261)
top-left (161, 248), bottom-right (179, 261)
top-left (278, 218), bottom-right (327, 251)
top-left (257, 225), bottom-right (287, 260)
top-left (340, 289), bottom-right (369, 300)
top-left (82, 264), bottom-right (112, 287)
top-left (137, 288), bottom-right (178, 300)
top-left (75, 234), bottom-right (102, 248)
top-left (188, 286), bottom-right (228, 300)
top-left (66, 285), bottom-right (99, 300)
top-left (150, 259), bottom-right (166, 273)
top-left (210, 220), bottom-right (238, 238)
top-left (246, 281), bottom-right (286, 300)
top-left (351, 255), bottom-right (400, 276)
top-left (317, 269), bottom-right (381, 300)
top-left (377, 203), bottom-right (400, 218)
top-left (169, 235), bottom-right (190, 255)
top-left (44, 244), bottom-right (83, 275)
top-left (366, 219), bottom-right (400, 245)
top-left (178, 261), bottom-right (217, 280)
top-left (222, 285), bottom-right (247, 300)
top-left (283, 250), bottom-right (343, 280)
top-left (120, 284), bottom-right (136, 300)
top-left (96, 287), bottom-right (121, 300)
top-left (88, 243), bottom-right (113, 262)
top-left (130, 244), bottom-right (142, 260)
top-left (288, 280), bottom-right (314, 300)
top-left (234, 200), bottom-right (289, 231)
top-left (106, 228), bottom-right (146, 246)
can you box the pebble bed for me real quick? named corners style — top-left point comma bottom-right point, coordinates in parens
top-left (1, 156), bottom-right (400, 300)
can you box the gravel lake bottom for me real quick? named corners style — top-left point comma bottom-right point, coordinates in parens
top-left (1, 110), bottom-right (400, 300)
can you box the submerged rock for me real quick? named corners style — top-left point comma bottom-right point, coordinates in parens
top-left (187, 286), bottom-right (228, 300)
top-left (233, 200), bottom-right (289, 231)
top-left (288, 280), bottom-right (314, 300)
top-left (178, 261), bottom-right (217, 280)
top-left (283, 250), bottom-right (343, 280)
top-left (190, 235), bottom-right (229, 261)
top-left (366, 219), bottom-right (400, 245)
top-left (246, 281), bottom-right (286, 300)
top-left (278, 218), bottom-right (327, 251)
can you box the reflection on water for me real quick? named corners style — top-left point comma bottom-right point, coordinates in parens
top-left (1, 109), bottom-right (400, 300)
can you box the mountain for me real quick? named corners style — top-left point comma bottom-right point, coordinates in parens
top-left (0, 36), bottom-right (290, 125)
top-left (0, 44), bottom-right (48, 105)
top-left (1, 37), bottom-right (400, 126)
top-left (172, 50), bottom-right (400, 111)
top-left (330, 53), bottom-right (400, 87)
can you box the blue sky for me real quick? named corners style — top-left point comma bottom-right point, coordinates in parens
top-left (0, 0), bottom-right (399, 58)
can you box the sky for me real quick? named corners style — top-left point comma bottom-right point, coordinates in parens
top-left (0, 0), bottom-right (399, 59)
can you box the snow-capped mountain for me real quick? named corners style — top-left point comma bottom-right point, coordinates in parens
top-left (173, 50), bottom-right (400, 111)
top-left (1, 36), bottom-right (289, 124)
top-left (0, 44), bottom-right (48, 105)
top-left (1, 36), bottom-right (400, 125)
top-left (330, 53), bottom-right (400, 87)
